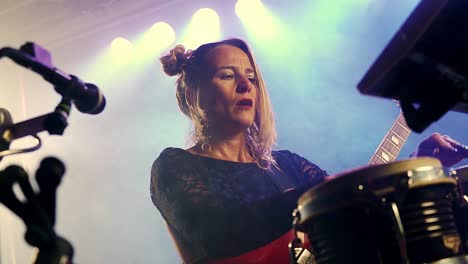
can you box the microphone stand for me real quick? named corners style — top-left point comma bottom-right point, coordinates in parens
top-left (0, 99), bottom-right (74, 263)
top-left (0, 41), bottom-right (104, 264)
top-left (0, 158), bottom-right (73, 264)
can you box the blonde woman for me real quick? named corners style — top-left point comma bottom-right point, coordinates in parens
top-left (151, 38), bottom-right (468, 264)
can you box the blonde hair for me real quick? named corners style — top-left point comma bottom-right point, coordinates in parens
top-left (160, 38), bottom-right (276, 168)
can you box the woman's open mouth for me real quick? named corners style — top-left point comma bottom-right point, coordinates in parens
top-left (236, 98), bottom-right (253, 108)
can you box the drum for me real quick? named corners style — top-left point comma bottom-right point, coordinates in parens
top-left (294, 158), bottom-right (465, 264)
top-left (451, 165), bottom-right (468, 196)
top-left (451, 165), bottom-right (468, 254)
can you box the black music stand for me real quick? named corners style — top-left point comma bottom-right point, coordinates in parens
top-left (358, 0), bottom-right (468, 133)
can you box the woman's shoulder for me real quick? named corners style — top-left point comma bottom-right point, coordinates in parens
top-left (150, 148), bottom-right (193, 203)
top-left (156, 147), bottom-right (187, 160)
top-left (272, 149), bottom-right (327, 179)
top-left (151, 147), bottom-right (189, 177)
top-left (154, 146), bottom-right (198, 164)
top-left (272, 149), bottom-right (307, 163)
top-left (272, 149), bottom-right (310, 168)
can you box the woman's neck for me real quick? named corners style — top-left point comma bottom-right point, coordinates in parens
top-left (188, 132), bottom-right (255, 163)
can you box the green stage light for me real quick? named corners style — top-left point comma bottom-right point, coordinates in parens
top-left (235, 0), bottom-right (294, 65)
top-left (180, 8), bottom-right (221, 50)
top-left (110, 37), bottom-right (134, 64)
top-left (235, 0), bottom-right (263, 20)
top-left (149, 22), bottom-right (175, 49)
top-left (133, 22), bottom-right (175, 64)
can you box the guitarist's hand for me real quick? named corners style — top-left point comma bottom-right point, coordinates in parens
top-left (414, 133), bottom-right (468, 167)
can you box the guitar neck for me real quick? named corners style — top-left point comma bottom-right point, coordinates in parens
top-left (369, 112), bottom-right (412, 165)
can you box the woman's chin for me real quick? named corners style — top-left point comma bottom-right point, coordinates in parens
top-left (211, 114), bottom-right (255, 132)
top-left (224, 120), bottom-right (254, 132)
top-left (235, 117), bottom-right (255, 129)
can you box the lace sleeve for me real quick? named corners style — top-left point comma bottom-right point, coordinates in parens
top-left (275, 150), bottom-right (328, 188)
top-left (150, 150), bottom-right (209, 259)
top-left (151, 157), bottom-right (209, 211)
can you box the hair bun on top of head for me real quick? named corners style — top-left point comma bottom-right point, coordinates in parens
top-left (160, 45), bottom-right (192, 76)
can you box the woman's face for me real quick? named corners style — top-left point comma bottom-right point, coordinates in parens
top-left (199, 44), bottom-right (258, 133)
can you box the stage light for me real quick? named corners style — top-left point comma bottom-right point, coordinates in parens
top-left (181, 8), bottom-right (221, 50)
top-left (235, 0), bottom-right (294, 64)
top-left (148, 22), bottom-right (175, 49)
top-left (111, 38), bottom-right (133, 53)
top-left (237, 0), bottom-right (282, 44)
top-left (83, 21), bottom-right (175, 91)
top-left (133, 21), bottom-right (175, 65)
top-left (193, 7), bottom-right (219, 23)
top-left (110, 37), bottom-right (134, 64)
top-left (81, 36), bottom-right (135, 91)
top-left (235, 0), bottom-right (277, 42)
top-left (235, 0), bottom-right (264, 19)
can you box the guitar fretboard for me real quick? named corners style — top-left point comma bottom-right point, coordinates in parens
top-left (369, 112), bottom-right (411, 165)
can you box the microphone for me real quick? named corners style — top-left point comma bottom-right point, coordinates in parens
top-left (0, 42), bottom-right (106, 114)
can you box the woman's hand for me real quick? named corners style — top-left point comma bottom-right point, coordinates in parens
top-left (414, 133), bottom-right (468, 167)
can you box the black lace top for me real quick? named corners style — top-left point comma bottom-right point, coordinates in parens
top-left (150, 148), bottom-right (327, 261)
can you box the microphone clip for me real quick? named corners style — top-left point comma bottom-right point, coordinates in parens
top-left (0, 99), bottom-right (71, 161)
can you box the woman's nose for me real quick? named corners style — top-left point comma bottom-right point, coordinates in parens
top-left (236, 75), bottom-right (252, 93)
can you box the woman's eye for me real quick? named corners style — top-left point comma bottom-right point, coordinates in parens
top-left (220, 74), bottom-right (234, 80)
top-left (248, 77), bottom-right (257, 83)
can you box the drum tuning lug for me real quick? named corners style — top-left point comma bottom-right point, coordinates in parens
top-left (292, 209), bottom-right (301, 224)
